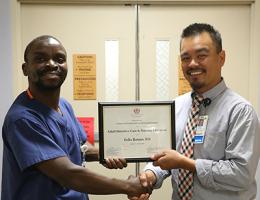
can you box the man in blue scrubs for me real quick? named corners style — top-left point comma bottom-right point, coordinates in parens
top-left (2, 35), bottom-right (150, 200)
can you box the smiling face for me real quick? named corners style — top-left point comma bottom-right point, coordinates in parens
top-left (22, 36), bottom-right (67, 91)
top-left (180, 32), bottom-right (225, 94)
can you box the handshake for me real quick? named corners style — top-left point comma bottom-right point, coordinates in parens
top-left (125, 170), bottom-right (156, 200)
top-left (105, 149), bottom-right (184, 200)
top-left (104, 157), bottom-right (156, 200)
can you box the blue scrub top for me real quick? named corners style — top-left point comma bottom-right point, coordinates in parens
top-left (2, 91), bottom-right (89, 200)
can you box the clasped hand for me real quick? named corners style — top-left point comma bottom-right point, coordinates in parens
top-left (103, 157), bottom-right (128, 169)
top-left (152, 149), bottom-right (184, 170)
top-left (102, 151), bottom-right (185, 200)
top-left (102, 157), bottom-right (151, 199)
top-left (128, 149), bottom-right (187, 200)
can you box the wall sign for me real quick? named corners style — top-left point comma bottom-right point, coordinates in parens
top-left (73, 54), bottom-right (96, 100)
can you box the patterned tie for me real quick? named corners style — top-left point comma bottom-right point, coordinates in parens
top-left (178, 93), bottom-right (203, 200)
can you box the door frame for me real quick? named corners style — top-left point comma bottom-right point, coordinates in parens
top-left (11, 0), bottom-right (260, 113)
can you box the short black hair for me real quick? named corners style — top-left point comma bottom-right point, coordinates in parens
top-left (24, 35), bottom-right (63, 62)
top-left (181, 23), bottom-right (222, 53)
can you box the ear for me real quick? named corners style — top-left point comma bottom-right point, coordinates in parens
top-left (22, 63), bottom-right (28, 76)
top-left (218, 50), bottom-right (226, 67)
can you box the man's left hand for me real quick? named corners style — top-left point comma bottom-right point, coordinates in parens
top-left (103, 157), bottom-right (127, 169)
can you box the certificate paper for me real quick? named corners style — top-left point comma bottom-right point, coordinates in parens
top-left (98, 101), bottom-right (175, 163)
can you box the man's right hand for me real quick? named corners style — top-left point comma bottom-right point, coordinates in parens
top-left (139, 170), bottom-right (156, 188)
top-left (126, 175), bottom-right (152, 199)
top-left (128, 170), bottom-right (156, 200)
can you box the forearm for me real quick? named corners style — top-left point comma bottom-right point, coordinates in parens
top-left (37, 156), bottom-right (142, 196)
top-left (196, 158), bottom-right (257, 191)
top-left (179, 155), bottom-right (196, 173)
top-left (61, 165), bottom-right (129, 194)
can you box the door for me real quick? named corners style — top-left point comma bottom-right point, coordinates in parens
top-left (139, 4), bottom-right (250, 101)
top-left (19, 3), bottom-right (252, 200)
top-left (20, 4), bottom-right (138, 200)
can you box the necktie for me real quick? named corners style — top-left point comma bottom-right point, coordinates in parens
top-left (178, 94), bottom-right (203, 200)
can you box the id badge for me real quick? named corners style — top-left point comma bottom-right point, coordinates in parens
top-left (193, 115), bottom-right (208, 144)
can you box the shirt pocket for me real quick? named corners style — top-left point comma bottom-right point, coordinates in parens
top-left (194, 128), bottom-right (227, 160)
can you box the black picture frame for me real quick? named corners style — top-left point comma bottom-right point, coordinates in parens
top-left (98, 101), bottom-right (175, 163)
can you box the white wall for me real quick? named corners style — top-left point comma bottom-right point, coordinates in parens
top-left (1, 0), bottom-right (260, 199)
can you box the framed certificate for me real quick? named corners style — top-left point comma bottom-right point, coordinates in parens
top-left (98, 101), bottom-right (175, 163)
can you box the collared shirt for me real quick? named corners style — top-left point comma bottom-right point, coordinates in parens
top-left (144, 80), bottom-right (260, 200)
